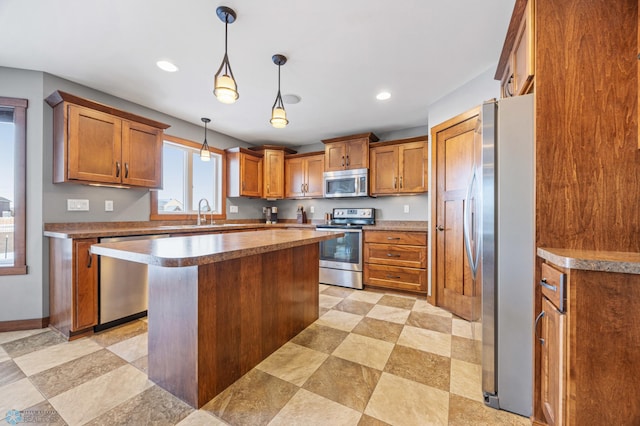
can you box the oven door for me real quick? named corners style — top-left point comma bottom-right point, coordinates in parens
top-left (318, 228), bottom-right (362, 271)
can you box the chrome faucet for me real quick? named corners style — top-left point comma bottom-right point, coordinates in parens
top-left (197, 198), bottom-right (211, 225)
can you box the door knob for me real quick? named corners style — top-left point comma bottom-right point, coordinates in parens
top-left (436, 225), bottom-right (444, 231)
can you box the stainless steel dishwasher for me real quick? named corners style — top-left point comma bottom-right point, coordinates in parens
top-left (98, 234), bottom-right (169, 329)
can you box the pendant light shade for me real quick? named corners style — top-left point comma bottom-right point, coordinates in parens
top-left (200, 117), bottom-right (211, 161)
top-left (213, 6), bottom-right (238, 104)
top-left (270, 54), bottom-right (288, 129)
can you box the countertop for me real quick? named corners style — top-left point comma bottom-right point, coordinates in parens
top-left (537, 247), bottom-right (640, 274)
top-left (91, 229), bottom-right (342, 267)
top-left (44, 220), bottom-right (428, 239)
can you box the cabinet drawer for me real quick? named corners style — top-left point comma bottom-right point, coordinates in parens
top-left (364, 231), bottom-right (427, 246)
top-left (364, 264), bottom-right (426, 293)
top-left (540, 263), bottom-right (567, 312)
top-left (364, 243), bottom-right (426, 268)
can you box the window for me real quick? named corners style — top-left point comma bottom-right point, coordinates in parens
top-left (0, 97), bottom-right (27, 275)
top-left (150, 134), bottom-right (225, 221)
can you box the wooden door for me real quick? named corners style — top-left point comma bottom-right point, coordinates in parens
top-left (263, 149), bottom-right (284, 199)
top-left (240, 154), bottom-right (262, 197)
top-left (399, 141), bottom-right (427, 193)
top-left (285, 157), bottom-right (305, 198)
top-left (431, 107), bottom-right (480, 319)
top-left (370, 146), bottom-right (398, 195)
top-left (73, 238), bottom-right (98, 331)
top-left (325, 143), bottom-right (347, 171)
top-left (305, 155), bottom-right (325, 197)
top-left (122, 120), bottom-right (162, 188)
top-left (345, 139), bottom-right (369, 169)
top-left (67, 105), bottom-right (121, 184)
top-left (541, 297), bottom-right (565, 426)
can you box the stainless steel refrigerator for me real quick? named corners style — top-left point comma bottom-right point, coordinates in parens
top-left (466, 94), bottom-right (534, 417)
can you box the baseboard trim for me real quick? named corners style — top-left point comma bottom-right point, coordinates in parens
top-left (0, 317), bottom-right (49, 332)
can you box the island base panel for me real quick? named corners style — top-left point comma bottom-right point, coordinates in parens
top-left (147, 244), bottom-right (320, 408)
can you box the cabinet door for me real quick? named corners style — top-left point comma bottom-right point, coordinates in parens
top-left (345, 139), bottom-right (369, 169)
top-left (285, 157), bottom-right (305, 198)
top-left (263, 149), bottom-right (284, 199)
top-left (241, 154), bottom-right (262, 197)
top-left (513, 0), bottom-right (534, 95)
top-left (541, 297), bottom-right (565, 426)
top-left (73, 239), bottom-right (98, 331)
top-left (399, 141), bottom-right (427, 193)
top-left (325, 143), bottom-right (347, 171)
top-left (122, 121), bottom-right (163, 188)
top-left (67, 105), bottom-right (121, 184)
top-left (305, 155), bottom-right (325, 197)
top-left (370, 146), bottom-right (398, 195)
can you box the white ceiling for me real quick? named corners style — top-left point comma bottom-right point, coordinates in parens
top-left (0, 0), bottom-right (515, 146)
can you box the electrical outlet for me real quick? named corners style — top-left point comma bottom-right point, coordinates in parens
top-left (67, 199), bottom-right (90, 211)
top-left (403, 205), bottom-right (410, 213)
top-left (105, 200), bottom-right (114, 211)
top-left (310, 206), bottom-right (315, 213)
top-left (230, 205), bottom-right (238, 213)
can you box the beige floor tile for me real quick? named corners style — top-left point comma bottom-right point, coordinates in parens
top-left (406, 311), bottom-right (453, 334)
top-left (452, 317), bottom-right (474, 339)
top-left (333, 299), bottom-right (375, 315)
top-left (290, 323), bottom-right (349, 354)
top-left (318, 284), bottom-right (330, 292)
top-left (448, 394), bottom-right (531, 426)
top-left (378, 294), bottom-right (417, 310)
top-left (0, 360), bottom-right (25, 387)
top-left (177, 410), bottom-right (228, 425)
top-left (0, 377), bottom-right (45, 413)
top-left (319, 294), bottom-right (344, 309)
top-left (473, 321), bottom-right (483, 341)
top-left (107, 332), bottom-right (148, 362)
top-left (13, 337), bottom-right (102, 376)
top-left (0, 328), bottom-right (47, 345)
top-left (450, 358), bottom-right (483, 402)
top-left (257, 342), bottom-right (328, 386)
top-left (321, 286), bottom-right (355, 298)
top-left (0, 347), bottom-right (10, 363)
top-left (346, 290), bottom-right (383, 304)
top-left (49, 364), bottom-right (152, 425)
top-left (397, 325), bottom-right (452, 357)
top-left (351, 317), bottom-right (404, 344)
top-left (2, 330), bottom-right (66, 358)
top-left (451, 335), bottom-right (482, 365)
top-left (332, 333), bottom-right (394, 370)
top-left (384, 345), bottom-right (451, 392)
top-left (91, 320), bottom-right (148, 347)
top-left (412, 300), bottom-right (453, 318)
top-left (269, 388), bottom-right (361, 426)
top-left (365, 372), bottom-right (449, 426)
top-left (366, 305), bottom-right (411, 324)
top-left (315, 310), bottom-right (363, 332)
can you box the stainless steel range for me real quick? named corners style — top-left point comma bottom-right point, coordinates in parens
top-left (316, 207), bottom-right (375, 289)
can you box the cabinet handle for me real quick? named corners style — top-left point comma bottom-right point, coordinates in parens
top-left (386, 236), bottom-right (401, 240)
top-left (386, 274), bottom-right (401, 279)
top-left (242, 181), bottom-right (245, 190)
top-left (399, 176), bottom-right (403, 188)
top-left (115, 161), bottom-right (121, 178)
top-left (301, 183), bottom-right (305, 193)
top-left (436, 225), bottom-right (444, 232)
top-left (394, 177), bottom-right (397, 189)
top-left (505, 73), bottom-right (514, 97)
top-left (534, 310), bottom-right (545, 345)
top-left (346, 155), bottom-right (350, 166)
top-left (341, 156), bottom-right (345, 167)
top-left (539, 278), bottom-right (557, 292)
top-left (124, 162), bottom-right (129, 179)
top-left (386, 253), bottom-right (401, 257)
top-left (87, 249), bottom-right (93, 268)
top-left (305, 183), bottom-right (309, 192)
top-left (267, 184), bottom-right (270, 194)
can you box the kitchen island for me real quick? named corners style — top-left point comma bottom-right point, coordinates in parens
top-left (91, 229), bottom-right (341, 408)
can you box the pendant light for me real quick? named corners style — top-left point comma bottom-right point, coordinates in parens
top-left (213, 6), bottom-right (238, 104)
top-left (270, 54), bottom-right (288, 128)
top-left (200, 117), bottom-right (211, 161)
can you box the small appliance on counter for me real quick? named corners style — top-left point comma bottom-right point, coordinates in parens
top-left (316, 207), bottom-right (375, 289)
top-left (264, 206), bottom-right (278, 224)
top-left (296, 205), bottom-right (307, 224)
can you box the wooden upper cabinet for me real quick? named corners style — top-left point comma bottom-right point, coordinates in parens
top-left (249, 145), bottom-right (296, 200)
top-left (322, 132), bottom-right (378, 171)
top-left (370, 137), bottom-right (428, 196)
top-left (46, 90), bottom-right (169, 188)
top-left (226, 147), bottom-right (263, 198)
top-left (496, 0), bottom-right (535, 97)
top-left (285, 152), bottom-right (324, 198)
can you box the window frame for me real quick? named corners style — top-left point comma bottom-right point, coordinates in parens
top-left (0, 96), bottom-right (28, 276)
top-left (150, 134), bottom-right (226, 221)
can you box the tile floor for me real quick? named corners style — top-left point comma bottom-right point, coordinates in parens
top-left (0, 285), bottom-right (531, 425)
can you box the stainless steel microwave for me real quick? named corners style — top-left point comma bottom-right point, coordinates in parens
top-left (323, 168), bottom-right (369, 198)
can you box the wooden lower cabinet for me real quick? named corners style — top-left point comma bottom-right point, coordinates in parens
top-left (364, 230), bottom-right (427, 294)
top-left (534, 260), bottom-right (640, 425)
top-left (49, 238), bottom-right (98, 339)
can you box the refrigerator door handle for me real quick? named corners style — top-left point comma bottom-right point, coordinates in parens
top-left (463, 169), bottom-right (480, 279)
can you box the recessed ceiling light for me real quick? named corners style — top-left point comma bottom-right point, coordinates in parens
top-left (283, 94), bottom-right (301, 104)
top-left (376, 91), bottom-right (391, 101)
top-left (156, 60), bottom-right (178, 72)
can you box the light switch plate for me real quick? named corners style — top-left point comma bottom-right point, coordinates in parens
top-left (230, 205), bottom-right (238, 213)
top-left (105, 200), bottom-right (114, 211)
top-left (67, 199), bottom-right (90, 211)
top-left (403, 205), bottom-right (410, 213)
top-left (310, 206), bottom-right (315, 213)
